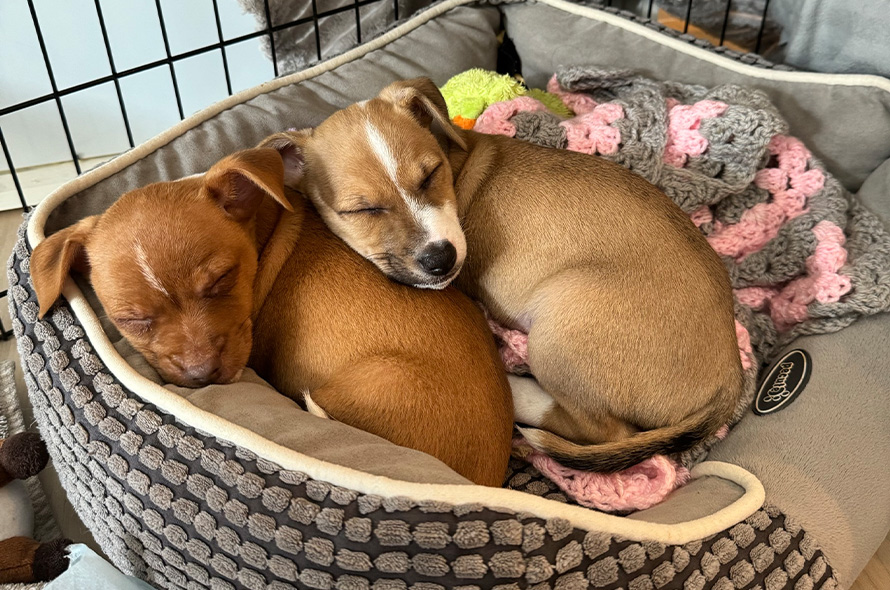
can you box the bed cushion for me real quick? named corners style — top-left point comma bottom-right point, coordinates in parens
top-left (15, 1), bottom-right (890, 588)
top-left (500, 1), bottom-right (890, 192)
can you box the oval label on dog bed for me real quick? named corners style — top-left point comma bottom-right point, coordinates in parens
top-left (754, 349), bottom-right (812, 415)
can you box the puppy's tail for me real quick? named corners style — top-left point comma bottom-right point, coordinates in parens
top-left (518, 386), bottom-right (737, 473)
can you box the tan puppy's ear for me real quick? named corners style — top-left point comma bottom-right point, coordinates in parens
top-left (258, 129), bottom-right (312, 189)
top-left (204, 148), bottom-right (293, 220)
top-left (378, 77), bottom-right (468, 151)
top-left (31, 215), bottom-right (99, 318)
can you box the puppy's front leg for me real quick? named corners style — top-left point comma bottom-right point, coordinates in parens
top-left (507, 374), bottom-right (555, 428)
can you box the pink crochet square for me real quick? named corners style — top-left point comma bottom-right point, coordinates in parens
top-left (663, 99), bottom-right (728, 167)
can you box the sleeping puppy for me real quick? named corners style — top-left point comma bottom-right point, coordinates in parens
top-left (30, 147), bottom-right (514, 486)
top-left (264, 78), bottom-right (746, 473)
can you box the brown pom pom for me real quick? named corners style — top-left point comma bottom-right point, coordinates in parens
top-left (0, 432), bottom-right (49, 480)
top-left (32, 538), bottom-right (72, 582)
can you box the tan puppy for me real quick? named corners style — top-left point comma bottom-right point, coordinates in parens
top-left (30, 147), bottom-right (514, 486)
top-left (265, 78), bottom-right (745, 472)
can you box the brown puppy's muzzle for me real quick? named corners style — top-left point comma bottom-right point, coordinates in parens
top-left (154, 318), bottom-right (252, 388)
top-left (167, 349), bottom-right (223, 387)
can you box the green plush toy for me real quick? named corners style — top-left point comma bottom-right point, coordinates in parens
top-left (526, 87), bottom-right (574, 118)
top-left (439, 69), bottom-right (572, 129)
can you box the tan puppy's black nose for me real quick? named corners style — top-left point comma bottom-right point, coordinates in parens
top-left (417, 240), bottom-right (456, 276)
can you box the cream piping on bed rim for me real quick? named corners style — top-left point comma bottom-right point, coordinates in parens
top-left (33, 0), bottom-right (890, 542)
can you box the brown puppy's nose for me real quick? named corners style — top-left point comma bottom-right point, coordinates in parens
top-left (184, 358), bottom-right (221, 386)
top-left (417, 240), bottom-right (457, 276)
top-left (172, 355), bottom-right (222, 387)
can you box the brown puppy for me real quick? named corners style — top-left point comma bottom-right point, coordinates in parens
top-left (266, 78), bottom-right (745, 473)
top-left (30, 147), bottom-right (514, 486)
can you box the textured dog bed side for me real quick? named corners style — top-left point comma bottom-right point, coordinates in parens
top-left (10, 214), bottom-right (839, 590)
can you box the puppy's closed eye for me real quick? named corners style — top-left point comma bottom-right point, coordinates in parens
top-left (338, 197), bottom-right (387, 216)
top-left (342, 207), bottom-right (387, 216)
top-left (418, 162), bottom-right (441, 192)
top-left (115, 316), bottom-right (153, 335)
top-left (201, 266), bottom-right (239, 298)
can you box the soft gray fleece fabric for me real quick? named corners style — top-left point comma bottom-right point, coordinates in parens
top-left (768, 0), bottom-right (890, 79)
top-left (500, 2), bottom-right (890, 192)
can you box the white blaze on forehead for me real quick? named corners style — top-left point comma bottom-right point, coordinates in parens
top-left (134, 242), bottom-right (170, 298)
top-left (363, 118), bottom-right (467, 266)
top-left (365, 120), bottom-right (400, 184)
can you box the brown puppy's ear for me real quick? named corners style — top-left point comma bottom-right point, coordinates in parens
top-left (258, 129), bottom-right (312, 189)
top-left (204, 148), bottom-right (294, 221)
top-left (31, 215), bottom-right (99, 318)
top-left (377, 77), bottom-right (468, 151)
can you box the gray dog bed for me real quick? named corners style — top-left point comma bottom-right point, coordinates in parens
top-left (10, 1), bottom-right (890, 589)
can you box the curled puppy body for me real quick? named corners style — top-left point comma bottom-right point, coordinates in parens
top-left (267, 78), bottom-right (745, 472)
top-left (31, 147), bottom-right (514, 486)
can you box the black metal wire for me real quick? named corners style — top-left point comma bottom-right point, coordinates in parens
top-left (310, 0), bottom-right (322, 61)
top-left (719, 0), bottom-right (732, 46)
top-left (2, 0), bottom-right (757, 221)
top-left (754, 0), bottom-right (770, 53)
top-left (211, 0), bottom-right (234, 96)
top-left (93, 0), bottom-right (135, 148)
top-left (0, 282), bottom-right (8, 342)
top-left (25, 0), bottom-right (82, 174)
top-left (153, 0), bottom-right (185, 120)
top-left (1, 0), bottom-right (386, 119)
top-left (262, 0), bottom-right (279, 77)
top-left (683, 0), bottom-right (694, 34)
top-left (355, 0), bottom-right (363, 44)
top-left (0, 288), bottom-right (9, 340)
top-left (0, 126), bottom-right (28, 210)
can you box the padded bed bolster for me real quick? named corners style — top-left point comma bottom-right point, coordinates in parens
top-left (711, 310), bottom-right (890, 586)
top-left (707, 159), bottom-right (890, 584)
top-left (501, 1), bottom-right (890, 192)
top-left (16, 2), bottom-right (888, 588)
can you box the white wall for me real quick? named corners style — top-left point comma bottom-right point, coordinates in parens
top-left (0, 0), bottom-right (272, 173)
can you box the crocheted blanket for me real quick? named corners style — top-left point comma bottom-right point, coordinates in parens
top-left (458, 68), bottom-right (890, 511)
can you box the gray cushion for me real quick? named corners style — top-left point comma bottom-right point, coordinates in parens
top-left (501, 2), bottom-right (890, 192)
top-left (709, 310), bottom-right (890, 584)
top-left (34, 4), bottom-right (890, 581)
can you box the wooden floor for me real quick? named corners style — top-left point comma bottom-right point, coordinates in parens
top-left (853, 539), bottom-right (890, 590)
top-left (0, 206), bottom-right (888, 586)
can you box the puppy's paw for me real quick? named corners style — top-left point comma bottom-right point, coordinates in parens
top-left (508, 375), bottom-right (554, 428)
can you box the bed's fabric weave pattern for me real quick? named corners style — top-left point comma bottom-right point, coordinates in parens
top-left (9, 221), bottom-right (839, 590)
